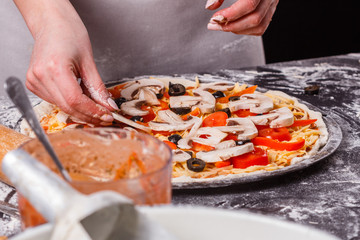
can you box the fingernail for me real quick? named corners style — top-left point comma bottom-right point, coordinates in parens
top-left (210, 15), bottom-right (226, 24)
top-left (207, 23), bottom-right (223, 31)
top-left (100, 114), bottom-right (114, 122)
top-left (108, 98), bottom-right (119, 110)
top-left (205, 0), bottom-right (218, 9)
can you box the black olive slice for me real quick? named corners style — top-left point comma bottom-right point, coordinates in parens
top-left (156, 92), bottom-right (164, 99)
top-left (130, 116), bottom-right (144, 122)
top-left (304, 85), bottom-right (320, 95)
top-left (228, 96), bottom-right (240, 101)
top-left (168, 82), bottom-right (186, 96)
top-left (168, 134), bottom-right (182, 145)
top-left (186, 158), bottom-right (206, 172)
top-left (114, 97), bottom-right (127, 108)
top-left (171, 107), bottom-right (191, 115)
top-left (212, 91), bottom-right (225, 99)
top-left (218, 108), bottom-right (231, 117)
top-left (235, 139), bottom-right (252, 146)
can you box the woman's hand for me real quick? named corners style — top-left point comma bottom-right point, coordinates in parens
top-left (14, 0), bottom-right (118, 125)
top-left (206, 0), bottom-right (279, 35)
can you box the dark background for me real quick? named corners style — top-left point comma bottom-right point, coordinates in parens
top-left (262, 0), bottom-right (360, 64)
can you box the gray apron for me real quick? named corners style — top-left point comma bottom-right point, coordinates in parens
top-left (0, 0), bottom-right (265, 96)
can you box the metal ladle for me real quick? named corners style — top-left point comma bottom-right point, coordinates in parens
top-left (4, 77), bottom-right (71, 182)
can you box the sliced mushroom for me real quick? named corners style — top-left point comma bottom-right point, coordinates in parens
top-left (191, 127), bottom-right (228, 147)
top-left (224, 118), bottom-right (258, 140)
top-left (229, 93), bottom-right (274, 114)
top-left (196, 143), bottom-right (254, 163)
top-left (148, 115), bottom-right (199, 132)
top-left (111, 113), bottom-right (151, 133)
top-left (250, 107), bottom-right (294, 128)
top-left (172, 149), bottom-right (192, 163)
top-left (138, 88), bottom-right (160, 106)
top-left (120, 99), bottom-right (148, 116)
top-left (210, 118), bottom-right (257, 140)
top-left (215, 140), bottom-right (236, 150)
top-left (169, 95), bottom-right (202, 109)
top-left (177, 117), bottom-right (203, 149)
top-left (192, 88), bottom-right (216, 114)
top-left (197, 82), bottom-right (235, 92)
top-left (121, 79), bottom-right (165, 100)
top-left (157, 110), bottom-right (184, 124)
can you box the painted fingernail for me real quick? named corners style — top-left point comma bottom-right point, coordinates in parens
top-left (107, 98), bottom-right (119, 110)
top-left (100, 114), bottom-right (114, 122)
top-left (205, 0), bottom-right (218, 9)
top-left (210, 15), bottom-right (226, 24)
top-left (207, 23), bottom-right (223, 31)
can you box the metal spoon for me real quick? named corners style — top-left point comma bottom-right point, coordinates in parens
top-left (4, 77), bottom-right (71, 182)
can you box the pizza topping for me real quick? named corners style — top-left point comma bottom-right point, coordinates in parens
top-left (138, 88), bottom-right (160, 106)
top-left (130, 116), bottom-right (144, 122)
top-left (169, 95), bottom-right (202, 113)
top-left (191, 127), bottom-right (228, 147)
top-left (112, 113), bottom-right (151, 133)
top-left (218, 108), bottom-right (231, 117)
top-left (168, 82), bottom-right (186, 96)
top-left (202, 111), bottom-right (228, 127)
top-left (186, 158), bottom-right (206, 172)
top-left (148, 120), bottom-right (195, 132)
top-left (250, 107), bottom-right (294, 128)
top-left (229, 93), bottom-right (274, 114)
top-left (196, 142), bottom-right (254, 163)
top-left (173, 149), bottom-right (192, 163)
top-left (258, 127), bottom-right (291, 141)
top-left (114, 97), bottom-right (127, 108)
top-left (290, 119), bottom-right (317, 127)
top-left (235, 139), bottom-right (252, 146)
top-left (196, 82), bottom-right (234, 92)
top-left (120, 99), bottom-right (148, 116)
top-left (221, 118), bottom-right (258, 140)
top-left (215, 140), bottom-right (236, 149)
top-left (177, 117), bottom-right (203, 149)
top-left (158, 110), bottom-right (184, 124)
top-left (231, 147), bottom-right (268, 169)
top-left (168, 134), bottom-right (182, 145)
top-left (192, 88), bottom-right (216, 114)
top-left (252, 137), bottom-right (305, 151)
top-left (120, 79), bottom-right (165, 100)
top-left (212, 91), bottom-right (225, 99)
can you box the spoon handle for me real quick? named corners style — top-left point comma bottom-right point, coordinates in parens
top-left (4, 77), bottom-right (71, 182)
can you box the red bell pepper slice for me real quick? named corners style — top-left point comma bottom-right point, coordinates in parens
top-left (231, 147), bottom-right (268, 169)
top-left (215, 160), bottom-right (232, 168)
top-left (217, 85), bottom-right (257, 103)
top-left (164, 141), bottom-right (177, 150)
top-left (182, 107), bottom-right (201, 120)
top-left (252, 137), bottom-right (305, 151)
top-left (192, 142), bottom-right (215, 152)
top-left (258, 127), bottom-right (291, 141)
top-left (290, 119), bottom-right (317, 127)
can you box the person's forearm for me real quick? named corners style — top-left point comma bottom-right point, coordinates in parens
top-left (13, 0), bottom-right (80, 40)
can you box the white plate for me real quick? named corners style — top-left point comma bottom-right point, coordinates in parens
top-left (11, 205), bottom-right (339, 240)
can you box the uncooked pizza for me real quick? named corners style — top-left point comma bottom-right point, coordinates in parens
top-left (21, 77), bottom-right (328, 184)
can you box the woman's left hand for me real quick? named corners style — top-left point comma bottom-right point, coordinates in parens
top-left (206, 0), bottom-right (279, 35)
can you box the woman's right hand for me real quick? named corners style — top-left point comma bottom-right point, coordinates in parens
top-left (14, 0), bottom-right (118, 125)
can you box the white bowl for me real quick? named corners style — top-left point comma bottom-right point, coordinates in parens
top-left (11, 205), bottom-right (339, 240)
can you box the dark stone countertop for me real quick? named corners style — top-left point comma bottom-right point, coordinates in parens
top-left (1, 53), bottom-right (359, 239)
